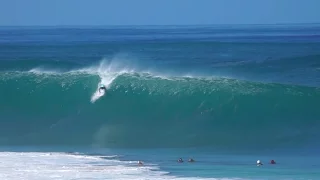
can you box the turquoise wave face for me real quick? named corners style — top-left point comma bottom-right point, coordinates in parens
top-left (0, 71), bottom-right (319, 149)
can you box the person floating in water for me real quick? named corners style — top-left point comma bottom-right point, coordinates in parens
top-left (98, 84), bottom-right (106, 93)
top-left (188, 158), bottom-right (195, 162)
top-left (257, 160), bottom-right (263, 166)
top-left (177, 158), bottom-right (184, 163)
top-left (270, 159), bottom-right (276, 164)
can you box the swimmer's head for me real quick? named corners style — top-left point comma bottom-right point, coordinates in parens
top-left (270, 160), bottom-right (276, 164)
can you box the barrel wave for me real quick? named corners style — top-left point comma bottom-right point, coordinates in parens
top-left (1, 63), bottom-right (319, 150)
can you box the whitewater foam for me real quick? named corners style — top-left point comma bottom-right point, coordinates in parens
top-left (91, 88), bottom-right (105, 103)
top-left (0, 152), bottom-right (236, 180)
top-left (28, 67), bottom-right (65, 75)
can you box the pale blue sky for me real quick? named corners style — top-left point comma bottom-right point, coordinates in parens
top-left (0, 0), bottom-right (319, 26)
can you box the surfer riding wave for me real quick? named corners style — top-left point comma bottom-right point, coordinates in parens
top-left (98, 84), bottom-right (106, 93)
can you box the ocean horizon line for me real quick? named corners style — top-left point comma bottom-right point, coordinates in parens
top-left (1, 22), bottom-right (320, 29)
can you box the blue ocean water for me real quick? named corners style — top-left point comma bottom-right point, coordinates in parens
top-left (0, 24), bottom-right (320, 179)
